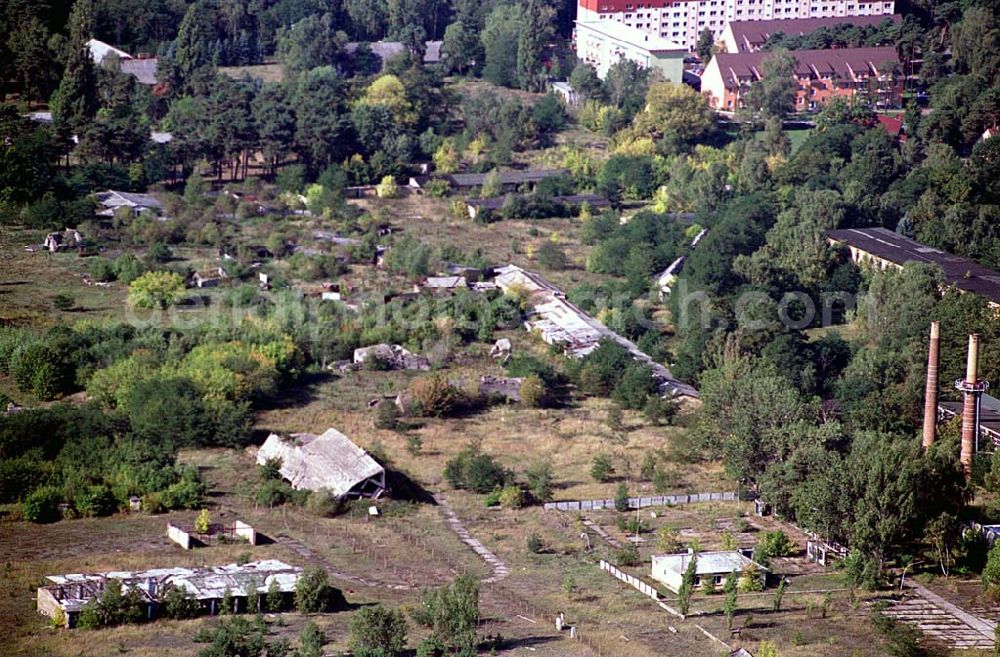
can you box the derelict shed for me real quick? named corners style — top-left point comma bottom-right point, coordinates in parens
top-left (38, 560), bottom-right (302, 627)
top-left (257, 428), bottom-right (387, 499)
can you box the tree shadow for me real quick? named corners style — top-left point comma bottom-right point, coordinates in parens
top-left (387, 469), bottom-right (437, 506)
top-left (255, 370), bottom-right (336, 411)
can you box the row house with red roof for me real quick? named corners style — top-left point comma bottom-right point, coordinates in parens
top-left (701, 46), bottom-right (903, 112)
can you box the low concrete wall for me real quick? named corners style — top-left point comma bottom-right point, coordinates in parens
top-left (544, 491), bottom-right (736, 511)
top-left (599, 560), bottom-right (659, 600)
top-left (167, 523), bottom-right (192, 550)
top-left (234, 521), bottom-right (257, 545)
top-left (37, 587), bottom-right (68, 627)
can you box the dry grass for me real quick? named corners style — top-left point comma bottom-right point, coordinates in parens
top-left (218, 63), bottom-right (285, 84)
top-left (0, 227), bottom-right (126, 326)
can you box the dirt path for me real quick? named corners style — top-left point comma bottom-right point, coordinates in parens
top-left (884, 582), bottom-right (997, 650)
top-left (275, 532), bottom-right (412, 591)
top-left (433, 494), bottom-right (510, 584)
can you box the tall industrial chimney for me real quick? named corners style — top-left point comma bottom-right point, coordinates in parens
top-left (922, 321), bottom-right (941, 449)
top-left (957, 334), bottom-right (988, 478)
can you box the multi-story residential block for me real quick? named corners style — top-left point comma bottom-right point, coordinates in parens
top-left (701, 46), bottom-right (902, 111)
top-left (574, 20), bottom-right (687, 79)
top-left (719, 14), bottom-right (901, 52)
top-left (576, 0), bottom-right (895, 52)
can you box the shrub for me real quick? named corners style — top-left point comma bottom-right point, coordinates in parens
top-left (349, 604), bottom-right (408, 657)
top-left (305, 489), bottom-right (343, 517)
top-left (590, 453), bottom-right (615, 483)
top-left (643, 394), bottom-right (679, 425)
top-left (405, 434), bottom-right (423, 455)
top-left (498, 485), bottom-right (524, 509)
top-left (23, 486), bottom-right (62, 523)
top-left (127, 271), bottom-right (186, 309)
top-left (194, 508), bottom-right (211, 533)
top-left (75, 485), bottom-right (117, 517)
top-left (162, 585), bottom-right (200, 619)
top-left (536, 242), bottom-right (568, 270)
top-left (408, 375), bottom-right (466, 417)
top-left (51, 293), bottom-right (75, 311)
top-left (484, 490), bottom-right (502, 507)
top-left (445, 444), bottom-right (510, 493)
top-left (374, 399), bottom-right (401, 430)
top-left (256, 479), bottom-right (292, 507)
top-left (524, 460), bottom-right (554, 502)
top-left (527, 533), bottom-right (543, 553)
top-left (519, 375), bottom-right (547, 408)
top-left (616, 543), bottom-right (641, 567)
top-left (89, 258), bottom-right (116, 282)
top-left (755, 530), bottom-right (794, 565)
top-left (614, 482), bottom-right (630, 512)
top-left (376, 175), bottom-right (398, 199)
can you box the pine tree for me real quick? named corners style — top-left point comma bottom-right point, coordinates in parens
top-left (678, 554), bottom-right (697, 616)
top-left (51, 0), bottom-right (99, 137)
top-left (516, 0), bottom-right (550, 92)
top-left (166, 1), bottom-right (217, 94)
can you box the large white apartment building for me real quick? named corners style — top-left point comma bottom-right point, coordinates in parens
top-left (576, 0), bottom-right (895, 52)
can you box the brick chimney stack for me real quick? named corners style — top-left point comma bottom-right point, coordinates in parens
top-left (922, 321), bottom-right (941, 450)
top-left (958, 334), bottom-right (987, 478)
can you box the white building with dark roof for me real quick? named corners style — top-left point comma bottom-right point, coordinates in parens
top-left (257, 428), bottom-right (387, 499)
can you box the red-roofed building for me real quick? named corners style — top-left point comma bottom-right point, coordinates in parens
top-left (720, 15), bottom-right (901, 53)
top-left (701, 46), bottom-right (903, 112)
top-left (876, 114), bottom-right (907, 141)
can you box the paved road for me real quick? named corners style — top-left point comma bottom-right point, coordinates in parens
top-left (884, 581), bottom-right (997, 650)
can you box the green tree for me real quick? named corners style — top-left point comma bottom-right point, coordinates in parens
top-left (743, 48), bottom-right (797, 121)
top-left (723, 570), bottom-right (738, 629)
top-left (441, 21), bottom-right (480, 75)
top-left (349, 604), bottom-right (408, 657)
top-left (524, 460), bottom-right (554, 501)
top-left (22, 486), bottom-right (62, 523)
top-left (162, 585), bottom-right (200, 619)
top-left (414, 575), bottom-right (479, 653)
top-left (677, 554), bottom-right (697, 615)
top-left (276, 13), bottom-right (338, 77)
top-left (536, 242), bottom-right (568, 270)
top-left (165, 1), bottom-right (217, 94)
top-left (591, 453), bottom-right (615, 482)
top-left (295, 567), bottom-right (331, 613)
top-left (614, 482), bottom-right (629, 512)
top-left (293, 67), bottom-right (350, 176)
top-left (253, 83), bottom-right (296, 180)
top-left (265, 578), bottom-right (284, 613)
top-left (632, 82), bottom-right (714, 145)
top-left (694, 355), bottom-right (810, 480)
top-left (569, 63), bottom-right (605, 102)
top-left (481, 5), bottom-right (521, 88)
top-left (696, 28), bottom-right (715, 63)
top-left (51, 0), bottom-right (99, 136)
top-left (127, 271), bottom-right (186, 309)
top-left (772, 577), bottom-right (787, 611)
top-left (299, 622), bottom-right (326, 657)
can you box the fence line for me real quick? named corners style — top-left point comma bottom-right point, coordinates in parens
top-left (544, 491), bottom-right (736, 512)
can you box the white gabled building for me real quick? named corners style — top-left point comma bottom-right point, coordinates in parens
top-left (257, 428), bottom-right (387, 499)
top-left (651, 551), bottom-right (767, 592)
